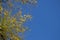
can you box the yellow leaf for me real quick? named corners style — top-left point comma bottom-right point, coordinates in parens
top-left (4, 11), bottom-right (8, 16)
top-left (0, 6), bottom-right (3, 12)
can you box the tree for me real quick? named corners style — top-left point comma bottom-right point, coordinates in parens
top-left (0, 0), bottom-right (37, 40)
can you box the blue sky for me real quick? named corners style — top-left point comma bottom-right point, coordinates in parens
top-left (2, 0), bottom-right (60, 40)
top-left (24, 0), bottom-right (60, 40)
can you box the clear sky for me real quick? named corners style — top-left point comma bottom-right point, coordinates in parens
top-left (2, 0), bottom-right (60, 40)
top-left (24, 0), bottom-right (60, 40)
